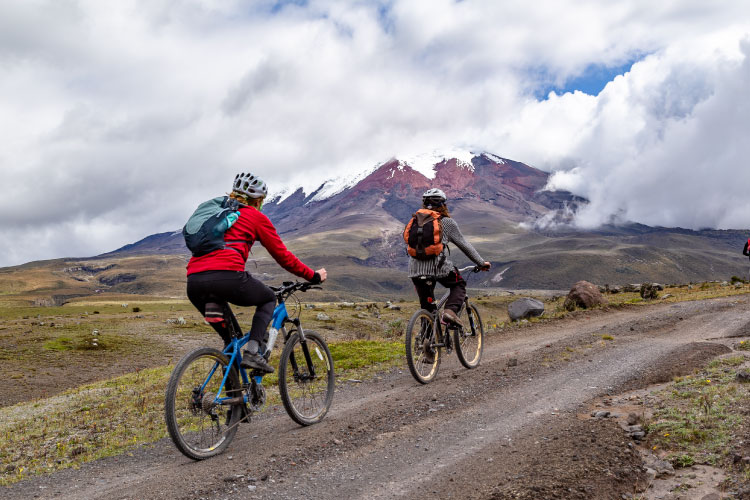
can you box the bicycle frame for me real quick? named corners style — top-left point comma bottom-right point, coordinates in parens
top-left (202, 300), bottom-right (291, 405)
top-left (202, 291), bottom-right (316, 406)
top-left (429, 286), bottom-right (476, 348)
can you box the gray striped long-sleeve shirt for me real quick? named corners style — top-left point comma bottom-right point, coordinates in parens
top-left (407, 217), bottom-right (485, 278)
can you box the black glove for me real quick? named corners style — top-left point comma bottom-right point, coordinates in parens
top-left (309, 272), bottom-right (322, 285)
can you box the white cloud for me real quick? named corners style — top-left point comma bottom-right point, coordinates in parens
top-left (0, 0), bottom-right (749, 266)
top-left (545, 36), bottom-right (750, 229)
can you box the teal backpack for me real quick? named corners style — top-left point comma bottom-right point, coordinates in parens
top-left (183, 196), bottom-right (243, 257)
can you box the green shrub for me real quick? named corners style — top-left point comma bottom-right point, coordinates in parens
top-left (672, 454), bottom-right (695, 468)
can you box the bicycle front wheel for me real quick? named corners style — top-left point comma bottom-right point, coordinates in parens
top-left (454, 303), bottom-right (484, 369)
top-left (165, 347), bottom-right (242, 460)
top-left (278, 330), bottom-right (335, 426)
top-left (405, 309), bottom-right (441, 384)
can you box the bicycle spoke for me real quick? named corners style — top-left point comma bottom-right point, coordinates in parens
top-left (455, 304), bottom-right (484, 369)
top-left (165, 349), bottom-right (241, 459)
top-left (279, 332), bottom-right (334, 425)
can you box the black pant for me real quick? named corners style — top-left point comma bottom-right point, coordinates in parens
top-left (412, 269), bottom-right (466, 314)
top-left (187, 270), bottom-right (276, 346)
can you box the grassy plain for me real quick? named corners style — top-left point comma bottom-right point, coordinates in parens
top-left (1, 280), bottom-right (750, 485)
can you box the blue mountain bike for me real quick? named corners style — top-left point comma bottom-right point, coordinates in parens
top-left (165, 281), bottom-right (335, 460)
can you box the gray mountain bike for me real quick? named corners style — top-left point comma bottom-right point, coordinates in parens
top-left (405, 265), bottom-right (485, 384)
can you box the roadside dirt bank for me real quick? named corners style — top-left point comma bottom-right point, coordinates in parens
top-left (4, 295), bottom-right (750, 499)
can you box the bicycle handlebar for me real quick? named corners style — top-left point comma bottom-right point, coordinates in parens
top-left (457, 264), bottom-right (487, 274)
top-left (270, 281), bottom-right (321, 298)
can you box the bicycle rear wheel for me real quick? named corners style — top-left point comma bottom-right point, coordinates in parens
top-left (405, 309), bottom-right (441, 384)
top-left (278, 330), bottom-right (335, 426)
top-left (165, 347), bottom-right (242, 460)
top-left (454, 303), bottom-right (484, 369)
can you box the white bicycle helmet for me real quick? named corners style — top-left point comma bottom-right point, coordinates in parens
top-left (422, 188), bottom-right (447, 207)
top-left (233, 173), bottom-right (268, 199)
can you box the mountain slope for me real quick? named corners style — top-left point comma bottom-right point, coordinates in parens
top-left (2, 152), bottom-right (748, 304)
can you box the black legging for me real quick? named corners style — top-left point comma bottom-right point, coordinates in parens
top-left (412, 269), bottom-right (466, 314)
top-left (187, 270), bottom-right (276, 346)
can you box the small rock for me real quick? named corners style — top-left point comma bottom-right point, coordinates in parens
top-left (701, 494), bottom-right (721, 500)
top-left (626, 413), bottom-right (639, 425)
top-left (248, 485), bottom-right (257, 491)
top-left (507, 358), bottom-right (518, 367)
top-left (333, 438), bottom-right (343, 445)
top-left (338, 302), bottom-right (356, 309)
top-left (629, 431), bottom-right (646, 440)
top-left (316, 313), bottom-right (332, 322)
top-left (661, 293), bottom-right (673, 299)
top-left (507, 298), bottom-right (545, 321)
top-left (736, 371), bottom-right (750, 383)
top-left (593, 410), bottom-right (610, 418)
top-left (645, 457), bottom-right (674, 477)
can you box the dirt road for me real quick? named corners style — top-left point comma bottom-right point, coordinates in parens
top-left (6, 295), bottom-right (750, 499)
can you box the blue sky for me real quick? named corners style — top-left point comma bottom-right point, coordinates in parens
top-left (539, 59), bottom-right (640, 98)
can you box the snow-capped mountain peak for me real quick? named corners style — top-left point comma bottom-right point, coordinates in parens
top-left (266, 150), bottom-right (526, 206)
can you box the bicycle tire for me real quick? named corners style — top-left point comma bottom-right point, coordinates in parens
top-left (405, 309), bottom-right (441, 384)
top-left (278, 330), bottom-right (335, 426)
top-left (165, 347), bottom-right (242, 460)
top-left (454, 303), bottom-right (484, 369)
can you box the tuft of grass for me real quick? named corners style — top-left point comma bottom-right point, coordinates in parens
top-left (328, 340), bottom-right (404, 370)
top-left (384, 320), bottom-right (404, 338)
top-left (645, 356), bottom-right (748, 469)
top-left (601, 334), bottom-right (614, 341)
top-left (672, 454), bottom-right (695, 468)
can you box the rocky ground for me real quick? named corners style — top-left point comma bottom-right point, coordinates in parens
top-left (4, 294), bottom-right (750, 499)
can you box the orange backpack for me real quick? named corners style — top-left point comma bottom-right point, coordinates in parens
top-left (403, 209), bottom-right (444, 259)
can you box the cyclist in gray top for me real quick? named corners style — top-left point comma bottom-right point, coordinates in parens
top-left (408, 188), bottom-right (491, 325)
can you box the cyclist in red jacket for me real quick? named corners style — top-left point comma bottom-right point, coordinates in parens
top-left (187, 173), bottom-right (326, 373)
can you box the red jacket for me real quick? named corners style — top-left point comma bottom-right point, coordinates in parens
top-left (186, 206), bottom-right (314, 280)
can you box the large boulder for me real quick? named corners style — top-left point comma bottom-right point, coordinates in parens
top-left (508, 298), bottom-right (545, 321)
top-left (564, 281), bottom-right (608, 311)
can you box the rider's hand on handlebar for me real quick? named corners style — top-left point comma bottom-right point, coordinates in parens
top-left (316, 268), bottom-right (327, 282)
top-left (480, 262), bottom-right (491, 271)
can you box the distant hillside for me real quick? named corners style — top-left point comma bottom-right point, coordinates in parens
top-left (2, 152), bottom-right (749, 305)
